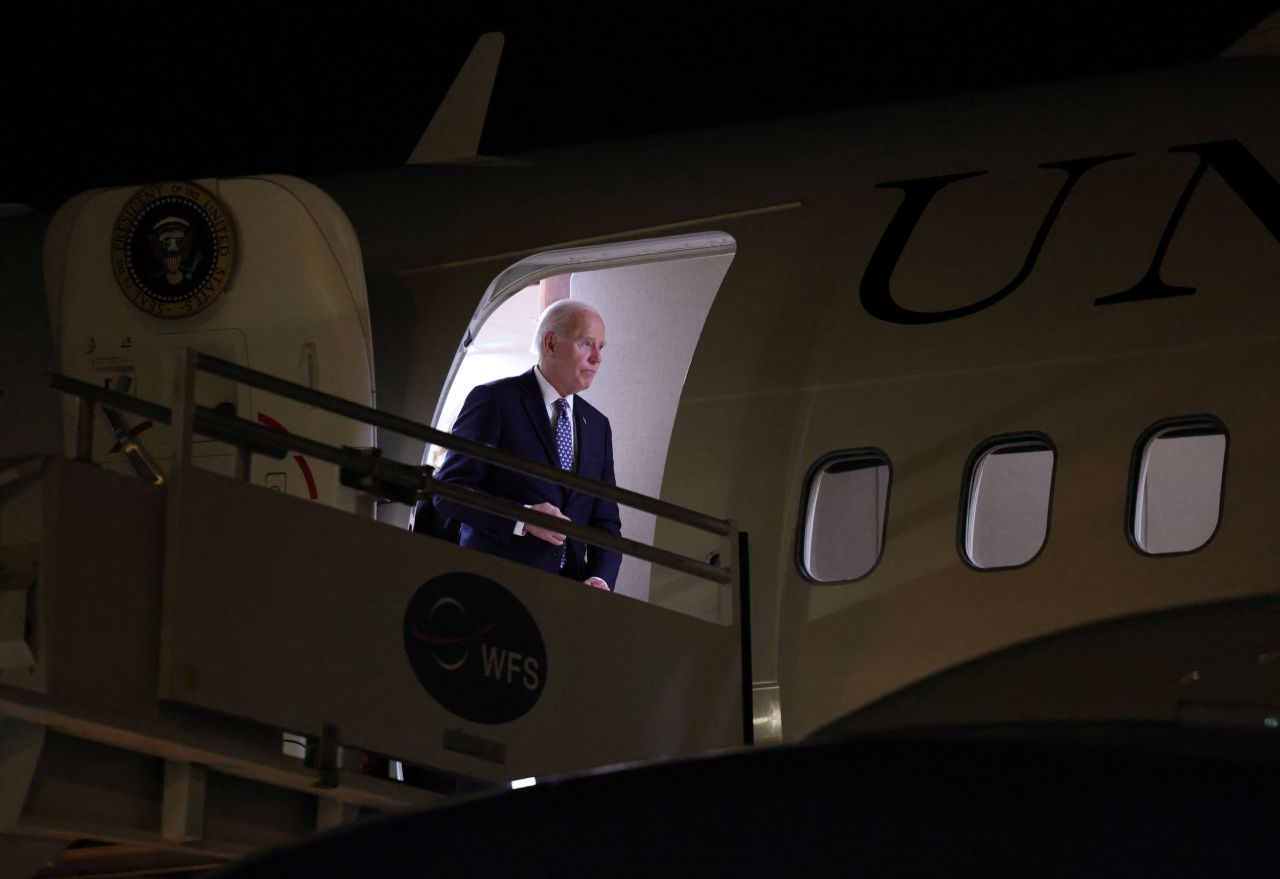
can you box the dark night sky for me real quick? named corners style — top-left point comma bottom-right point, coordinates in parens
top-left (3, 1), bottom-right (1275, 212)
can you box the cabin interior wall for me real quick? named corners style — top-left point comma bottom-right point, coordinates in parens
top-left (570, 254), bottom-right (730, 601)
top-left (430, 284), bottom-right (540, 456)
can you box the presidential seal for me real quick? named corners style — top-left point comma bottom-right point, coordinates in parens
top-left (110, 181), bottom-right (237, 318)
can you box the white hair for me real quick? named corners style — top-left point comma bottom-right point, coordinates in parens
top-left (531, 299), bottom-right (602, 356)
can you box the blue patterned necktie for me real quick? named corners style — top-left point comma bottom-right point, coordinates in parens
top-left (554, 398), bottom-right (573, 569)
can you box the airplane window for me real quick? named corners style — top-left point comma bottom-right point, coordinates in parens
top-left (962, 436), bottom-right (1055, 570)
top-left (1130, 417), bottom-right (1227, 555)
top-left (799, 451), bottom-right (890, 583)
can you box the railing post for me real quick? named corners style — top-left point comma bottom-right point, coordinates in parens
top-left (171, 348), bottom-right (199, 472)
top-left (75, 396), bottom-right (94, 462)
top-left (730, 526), bottom-right (753, 746)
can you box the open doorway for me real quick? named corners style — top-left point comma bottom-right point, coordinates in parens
top-left (426, 282), bottom-right (543, 472)
top-left (428, 232), bottom-right (735, 601)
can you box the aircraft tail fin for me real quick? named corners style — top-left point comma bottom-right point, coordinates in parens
top-left (1217, 10), bottom-right (1280, 59)
top-left (408, 32), bottom-right (505, 165)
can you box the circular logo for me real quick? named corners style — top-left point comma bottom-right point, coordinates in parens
top-left (403, 573), bottom-right (547, 724)
top-left (110, 181), bottom-right (238, 318)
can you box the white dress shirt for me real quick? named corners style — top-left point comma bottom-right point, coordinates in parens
top-left (514, 366), bottom-right (574, 535)
top-left (532, 364), bottom-right (575, 457)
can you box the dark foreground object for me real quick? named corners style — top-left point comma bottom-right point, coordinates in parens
top-left (214, 724), bottom-right (1280, 877)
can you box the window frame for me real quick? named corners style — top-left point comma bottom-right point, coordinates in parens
top-left (795, 448), bottom-right (893, 585)
top-left (1125, 415), bottom-right (1229, 558)
top-left (956, 432), bottom-right (1058, 572)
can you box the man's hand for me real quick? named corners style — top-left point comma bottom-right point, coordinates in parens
top-left (584, 577), bottom-right (610, 591)
top-left (524, 502), bottom-right (569, 545)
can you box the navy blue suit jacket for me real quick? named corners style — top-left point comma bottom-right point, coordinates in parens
top-left (432, 369), bottom-right (622, 588)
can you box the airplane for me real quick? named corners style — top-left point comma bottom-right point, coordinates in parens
top-left (1, 10), bottom-right (1279, 877)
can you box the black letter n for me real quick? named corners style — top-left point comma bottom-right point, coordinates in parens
top-left (1095, 139), bottom-right (1280, 306)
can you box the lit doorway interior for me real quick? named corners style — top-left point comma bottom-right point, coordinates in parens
top-left (428, 232), bottom-right (735, 601)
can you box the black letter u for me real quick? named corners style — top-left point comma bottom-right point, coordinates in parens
top-left (860, 154), bottom-right (1132, 324)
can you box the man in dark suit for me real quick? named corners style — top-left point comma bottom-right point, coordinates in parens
top-left (430, 300), bottom-right (621, 590)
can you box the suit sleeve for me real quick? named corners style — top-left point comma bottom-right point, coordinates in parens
top-left (584, 417), bottom-right (623, 588)
top-left (432, 385), bottom-right (519, 542)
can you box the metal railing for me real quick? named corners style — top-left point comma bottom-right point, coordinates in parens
top-left (52, 348), bottom-right (755, 743)
top-left (50, 351), bottom-right (738, 586)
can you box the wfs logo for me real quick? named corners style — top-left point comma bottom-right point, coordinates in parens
top-left (403, 573), bottom-right (547, 724)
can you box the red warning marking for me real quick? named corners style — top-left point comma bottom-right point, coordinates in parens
top-left (108, 420), bottom-right (154, 454)
top-left (256, 413), bottom-right (320, 500)
top-left (411, 622), bottom-right (495, 646)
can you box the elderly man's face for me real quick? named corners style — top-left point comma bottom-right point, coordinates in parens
top-left (542, 311), bottom-right (605, 396)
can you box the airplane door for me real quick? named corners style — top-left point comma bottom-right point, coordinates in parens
top-left (431, 232), bottom-right (735, 600)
